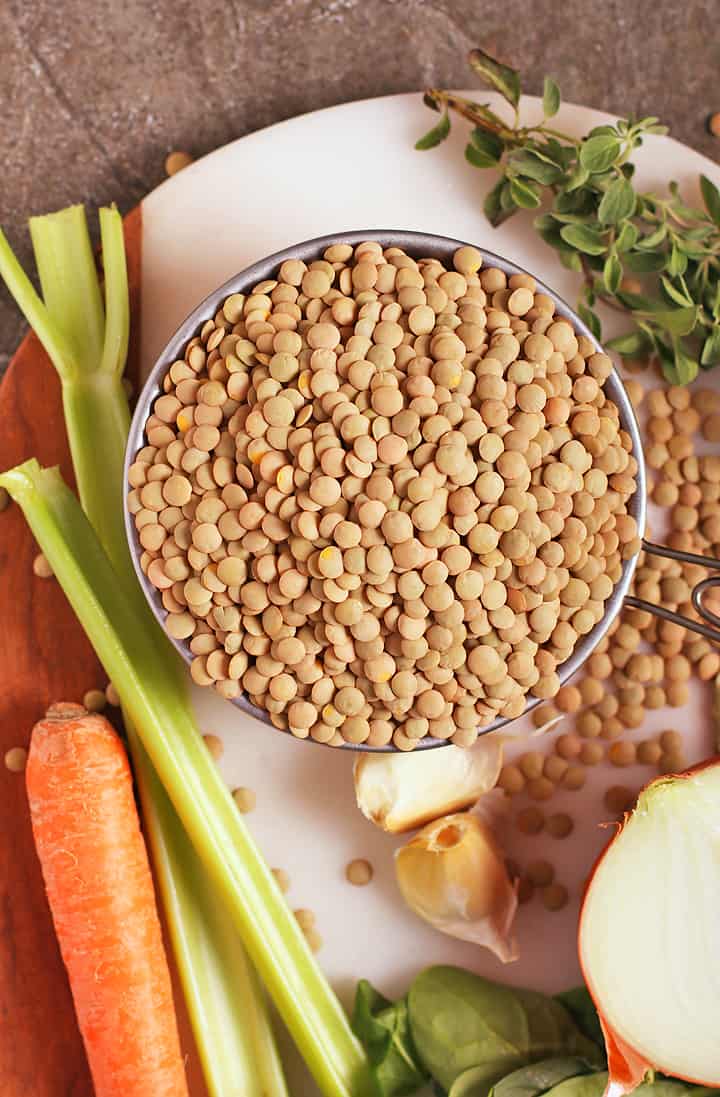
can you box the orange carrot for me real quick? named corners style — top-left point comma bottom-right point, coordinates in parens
top-left (26, 702), bottom-right (189, 1097)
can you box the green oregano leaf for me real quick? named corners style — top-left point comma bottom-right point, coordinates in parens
top-left (598, 177), bottom-right (636, 225)
top-left (469, 128), bottom-right (505, 162)
top-left (543, 76), bottom-right (561, 118)
top-left (700, 174), bottom-right (720, 227)
top-left (578, 302), bottom-right (602, 339)
top-left (564, 163), bottom-right (590, 192)
top-left (615, 222), bottom-right (639, 252)
top-left (484, 177), bottom-right (515, 227)
top-left (508, 149), bottom-right (563, 184)
top-left (606, 329), bottom-right (653, 356)
top-left (559, 223), bottom-right (607, 255)
top-left (468, 48), bottom-right (521, 108)
top-left (603, 253), bottom-right (623, 294)
top-left (623, 250), bottom-right (666, 273)
top-left (415, 112), bottom-right (451, 150)
top-left (579, 134), bottom-right (622, 174)
top-left (673, 341), bottom-right (699, 384)
top-left (660, 275), bottom-right (693, 308)
top-left (509, 176), bottom-right (542, 209)
top-left (701, 327), bottom-right (720, 367)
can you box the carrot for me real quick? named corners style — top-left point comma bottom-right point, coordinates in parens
top-left (26, 702), bottom-right (189, 1097)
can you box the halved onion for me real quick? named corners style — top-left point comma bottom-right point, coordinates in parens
top-left (354, 739), bottom-right (502, 834)
top-left (579, 763), bottom-right (720, 1094)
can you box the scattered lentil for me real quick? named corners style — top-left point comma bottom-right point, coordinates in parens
top-left (105, 682), bottom-right (120, 707)
top-left (526, 859), bottom-right (555, 887)
top-left (82, 688), bottom-right (106, 713)
top-left (546, 812), bottom-right (574, 839)
top-left (203, 733), bottom-right (224, 760)
top-left (165, 150), bottom-right (193, 176)
top-left (32, 552), bottom-right (53, 578)
top-left (542, 882), bottom-right (569, 911)
top-left (232, 787), bottom-right (256, 813)
top-left (516, 806), bottom-right (545, 835)
top-left (4, 746), bottom-right (27, 772)
top-left (271, 867), bottom-right (290, 893)
top-left (346, 858), bottom-right (374, 886)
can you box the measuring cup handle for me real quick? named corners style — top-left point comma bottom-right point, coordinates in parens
top-left (623, 540), bottom-right (720, 645)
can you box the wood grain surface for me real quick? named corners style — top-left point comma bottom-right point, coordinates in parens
top-left (0, 209), bottom-right (142, 1097)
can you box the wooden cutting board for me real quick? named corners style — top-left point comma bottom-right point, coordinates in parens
top-left (0, 208), bottom-right (166, 1097)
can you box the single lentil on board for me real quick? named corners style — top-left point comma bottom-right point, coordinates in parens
top-left (129, 241), bottom-right (638, 749)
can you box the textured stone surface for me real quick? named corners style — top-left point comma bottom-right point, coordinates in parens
top-left (1, 0), bottom-right (718, 369)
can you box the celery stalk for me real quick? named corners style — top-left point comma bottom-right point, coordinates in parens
top-left (1, 461), bottom-right (372, 1097)
top-left (1, 209), bottom-right (289, 1097)
top-left (133, 734), bottom-right (288, 1097)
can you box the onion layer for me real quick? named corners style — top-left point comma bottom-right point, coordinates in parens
top-left (579, 763), bottom-right (720, 1094)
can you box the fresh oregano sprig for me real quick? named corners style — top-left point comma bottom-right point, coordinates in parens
top-left (416, 48), bottom-right (720, 384)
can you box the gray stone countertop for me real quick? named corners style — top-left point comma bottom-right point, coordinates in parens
top-left (1, 0), bottom-right (718, 370)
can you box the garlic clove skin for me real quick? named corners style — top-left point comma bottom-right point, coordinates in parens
top-left (395, 813), bottom-right (518, 962)
top-left (354, 740), bottom-right (503, 834)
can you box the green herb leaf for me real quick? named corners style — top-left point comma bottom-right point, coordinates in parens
top-left (415, 112), bottom-right (451, 150)
top-left (700, 174), bottom-right (720, 227)
top-left (578, 303), bottom-right (602, 340)
top-left (407, 967), bottom-right (603, 1096)
top-left (559, 224), bottom-right (607, 255)
top-left (701, 327), bottom-right (720, 367)
top-left (667, 243), bottom-right (688, 277)
top-left (598, 177), bottom-right (636, 225)
top-left (636, 224), bottom-right (667, 249)
top-left (615, 222), bottom-right (639, 252)
top-left (466, 142), bottom-right (499, 168)
top-left (603, 253), bottom-right (623, 294)
top-left (672, 340), bottom-right (699, 384)
top-left (542, 77), bottom-right (561, 118)
top-left (650, 306), bottom-right (697, 336)
top-left (564, 164), bottom-right (590, 193)
top-left (353, 981), bottom-right (428, 1097)
top-left (509, 149), bottom-right (563, 184)
top-left (469, 128), bottom-right (505, 162)
top-left (484, 178), bottom-right (513, 226)
top-left (623, 250), bottom-right (666, 273)
top-left (606, 329), bottom-right (652, 357)
top-left (509, 177), bottom-right (542, 209)
top-left (468, 48), bottom-right (521, 109)
top-left (559, 250), bottom-right (584, 272)
top-left (660, 275), bottom-right (693, 308)
top-left (579, 135), bottom-right (622, 174)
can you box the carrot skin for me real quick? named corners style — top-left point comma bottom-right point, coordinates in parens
top-left (26, 704), bottom-right (189, 1097)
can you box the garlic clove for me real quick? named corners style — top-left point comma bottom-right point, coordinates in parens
top-left (354, 739), bottom-right (503, 834)
top-left (395, 812), bottom-right (518, 962)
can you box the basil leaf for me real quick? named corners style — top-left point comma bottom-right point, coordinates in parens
top-left (415, 112), bottom-right (451, 150)
top-left (553, 989), bottom-right (604, 1051)
top-left (509, 177), bottom-right (542, 209)
top-left (559, 224), bottom-right (607, 255)
top-left (352, 980), bottom-right (428, 1097)
top-left (598, 177), bottom-right (636, 225)
top-left (606, 329), bottom-right (652, 356)
top-left (542, 77), bottom-right (561, 118)
top-left (509, 149), bottom-right (563, 184)
top-left (468, 49), bottom-right (521, 108)
top-left (578, 303), bottom-right (602, 340)
top-left (579, 135), bottom-right (621, 174)
top-left (469, 128), bottom-right (505, 163)
top-left (660, 275), bottom-right (693, 307)
top-left (623, 250), bottom-right (666, 273)
top-left (408, 967), bottom-right (603, 1096)
top-left (700, 173), bottom-right (720, 228)
top-left (701, 326), bottom-right (720, 367)
top-left (603, 253), bottom-right (623, 294)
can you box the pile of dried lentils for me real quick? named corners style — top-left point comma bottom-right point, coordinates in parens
top-left (128, 240), bottom-right (640, 749)
top-left (500, 380), bottom-right (720, 911)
